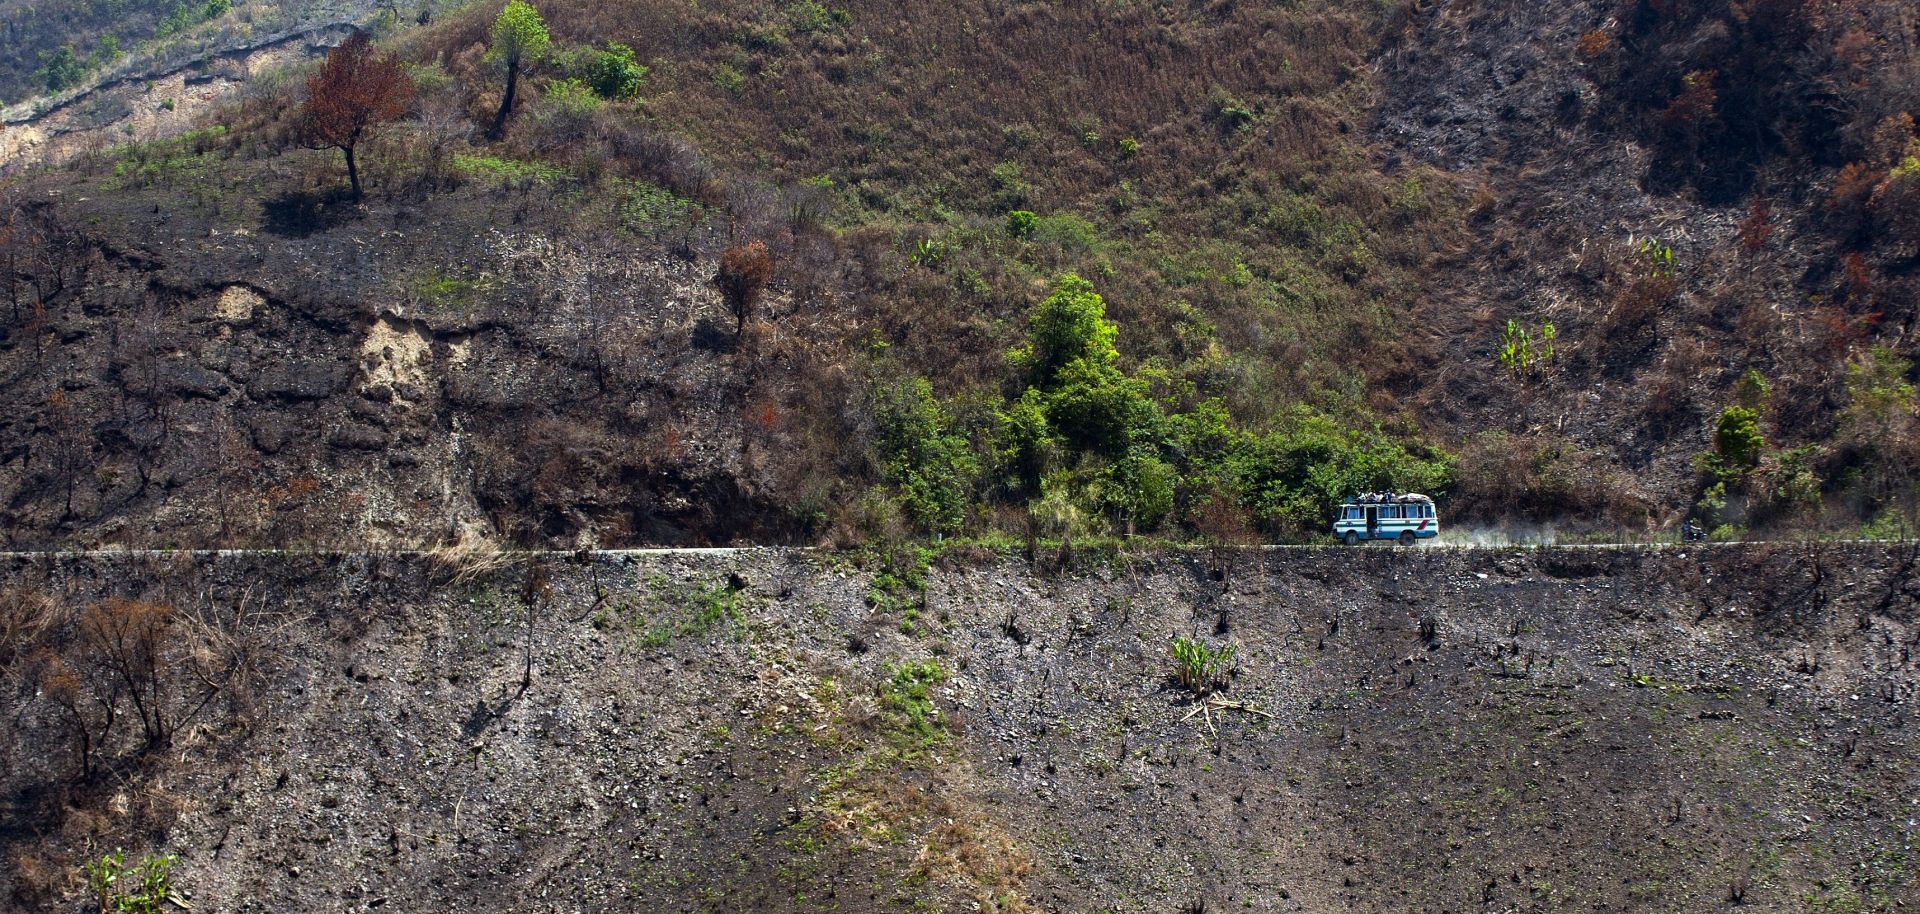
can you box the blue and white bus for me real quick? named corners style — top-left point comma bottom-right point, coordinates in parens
top-left (1334, 493), bottom-right (1438, 545)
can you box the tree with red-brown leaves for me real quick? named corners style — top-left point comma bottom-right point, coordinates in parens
top-left (299, 31), bottom-right (413, 201)
top-left (715, 241), bottom-right (774, 338)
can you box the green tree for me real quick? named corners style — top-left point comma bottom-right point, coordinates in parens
top-left (486, 0), bottom-right (550, 140)
top-left (1005, 209), bottom-right (1037, 239)
top-left (40, 45), bottom-right (86, 91)
top-left (1041, 356), bottom-right (1160, 457)
top-left (1010, 273), bottom-right (1119, 388)
top-left (1713, 405), bottom-right (1765, 471)
top-left (996, 388), bottom-right (1056, 494)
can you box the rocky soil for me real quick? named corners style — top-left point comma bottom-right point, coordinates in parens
top-left (0, 23), bottom-right (363, 169)
top-left (3, 542), bottom-right (1916, 912)
top-left (0, 189), bottom-right (836, 550)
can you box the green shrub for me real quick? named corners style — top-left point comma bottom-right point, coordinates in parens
top-left (1031, 213), bottom-right (1097, 252)
top-left (1709, 523), bottom-right (1746, 542)
top-left (713, 63), bottom-right (746, 93)
top-left (1842, 346), bottom-right (1916, 437)
top-left (1170, 636), bottom-right (1236, 695)
top-left (154, 0), bottom-right (228, 38)
top-left (619, 179), bottom-right (697, 236)
top-left (85, 849), bottom-right (177, 914)
top-left (1210, 91), bottom-right (1255, 131)
top-left (990, 161), bottom-right (1029, 207)
top-left (1734, 368), bottom-right (1770, 408)
top-left (1712, 406), bottom-right (1765, 470)
top-left (582, 42), bottom-right (647, 99)
top-left (787, 0), bottom-right (839, 33)
top-left (1006, 209), bottom-right (1038, 239)
top-left (910, 237), bottom-right (948, 267)
top-left (450, 153), bottom-right (570, 182)
top-left (1029, 475), bottom-right (1094, 542)
top-left (1118, 137), bottom-right (1140, 159)
top-left (533, 78), bottom-right (602, 137)
top-left (871, 377), bottom-right (980, 535)
top-left (1096, 447), bottom-right (1176, 532)
top-left (1769, 443), bottom-right (1822, 509)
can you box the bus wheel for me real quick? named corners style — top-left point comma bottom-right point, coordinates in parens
top-left (1344, 531), bottom-right (1361, 547)
top-left (1399, 531), bottom-right (1415, 546)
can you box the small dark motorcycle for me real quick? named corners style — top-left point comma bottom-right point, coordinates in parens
top-left (1680, 519), bottom-right (1706, 542)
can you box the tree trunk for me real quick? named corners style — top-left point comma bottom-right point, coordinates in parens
top-left (343, 144), bottom-right (361, 200)
top-left (488, 59), bottom-right (520, 141)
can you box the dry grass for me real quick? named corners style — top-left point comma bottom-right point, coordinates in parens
top-left (424, 535), bottom-right (521, 584)
top-left (0, 584), bottom-right (62, 668)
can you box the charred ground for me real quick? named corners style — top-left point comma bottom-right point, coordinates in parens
top-left (2, 543), bottom-right (1917, 911)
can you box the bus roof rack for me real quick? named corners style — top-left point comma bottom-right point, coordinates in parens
top-left (1343, 492), bottom-right (1434, 505)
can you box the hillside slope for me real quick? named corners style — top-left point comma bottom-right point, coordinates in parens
top-left (2, 544), bottom-right (1917, 911)
top-left (0, 0), bottom-right (1916, 549)
top-left (1379, 0), bottom-right (1920, 529)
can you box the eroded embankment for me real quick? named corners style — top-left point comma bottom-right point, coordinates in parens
top-left (2, 544), bottom-right (1917, 913)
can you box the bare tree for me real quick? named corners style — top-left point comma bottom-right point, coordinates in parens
top-left (715, 241), bottom-right (774, 338)
top-left (80, 598), bottom-right (176, 750)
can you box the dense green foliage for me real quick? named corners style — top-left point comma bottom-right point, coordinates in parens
top-left (580, 42), bottom-right (647, 100)
top-left (35, 34), bottom-right (124, 92)
top-left (154, 0), bottom-right (229, 39)
top-left (869, 377), bottom-right (980, 535)
top-left (872, 274), bottom-right (1453, 540)
top-left (1712, 407), bottom-right (1765, 472)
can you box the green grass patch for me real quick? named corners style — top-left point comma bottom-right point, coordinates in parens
top-left (412, 269), bottom-right (495, 309)
top-left (100, 125), bottom-right (229, 190)
top-left (619, 178), bottom-right (700, 236)
top-left (450, 153), bottom-right (572, 182)
top-left (635, 577), bottom-right (752, 648)
top-left (877, 659), bottom-right (947, 750)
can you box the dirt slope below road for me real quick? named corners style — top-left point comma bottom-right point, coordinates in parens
top-left (3, 543), bottom-right (1917, 912)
